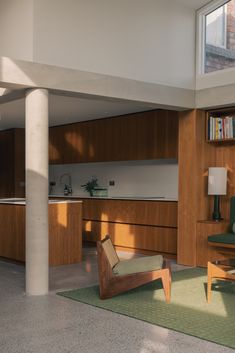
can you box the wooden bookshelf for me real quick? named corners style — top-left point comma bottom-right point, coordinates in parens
top-left (206, 108), bottom-right (235, 143)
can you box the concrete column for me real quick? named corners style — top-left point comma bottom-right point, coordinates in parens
top-left (25, 88), bottom-right (49, 295)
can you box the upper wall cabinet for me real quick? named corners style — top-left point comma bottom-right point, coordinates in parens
top-left (49, 110), bottom-right (178, 164)
top-left (0, 129), bottom-right (25, 198)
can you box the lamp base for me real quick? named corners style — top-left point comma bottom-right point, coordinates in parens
top-left (212, 195), bottom-right (222, 221)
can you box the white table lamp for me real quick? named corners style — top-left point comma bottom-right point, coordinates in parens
top-left (208, 167), bottom-right (227, 221)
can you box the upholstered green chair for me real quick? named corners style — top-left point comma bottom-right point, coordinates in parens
top-left (208, 196), bottom-right (235, 247)
top-left (97, 236), bottom-right (171, 302)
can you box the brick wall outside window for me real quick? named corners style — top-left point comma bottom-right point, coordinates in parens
top-left (205, 0), bottom-right (235, 73)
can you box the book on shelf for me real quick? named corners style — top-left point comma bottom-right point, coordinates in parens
top-left (208, 115), bottom-right (235, 141)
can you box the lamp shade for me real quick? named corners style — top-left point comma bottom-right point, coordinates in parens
top-left (208, 167), bottom-right (227, 195)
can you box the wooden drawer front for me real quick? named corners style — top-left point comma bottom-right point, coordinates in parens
top-left (83, 220), bottom-right (177, 255)
top-left (82, 199), bottom-right (177, 227)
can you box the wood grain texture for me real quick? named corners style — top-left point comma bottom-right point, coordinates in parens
top-left (204, 106), bottom-right (235, 226)
top-left (196, 221), bottom-right (231, 267)
top-left (82, 199), bottom-right (177, 227)
top-left (207, 261), bottom-right (235, 303)
top-left (0, 129), bottom-right (25, 198)
top-left (49, 110), bottom-right (178, 164)
top-left (0, 204), bottom-right (25, 261)
top-left (178, 110), bottom-right (216, 266)
top-left (97, 236), bottom-right (171, 302)
top-left (215, 143), bottom-right (235, 221)
top-left (83, 220), bottom-right (177, 255)
top-left (49, 202), bottom-right (82, 265)
top-left (0, 130), bottom-right (15, 197)
top-left (0, 203), bottom-right (82, 265)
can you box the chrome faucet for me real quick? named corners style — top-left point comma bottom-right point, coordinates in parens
top-left (60, 173), bottom-right (73, 195)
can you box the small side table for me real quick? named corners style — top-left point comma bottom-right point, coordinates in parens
top-left (207, 259), bottom-right (235, 303)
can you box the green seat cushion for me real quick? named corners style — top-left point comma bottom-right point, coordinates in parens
top-left (233, 223), bottom-right (235, 234)
top-left (208, 233), bottom-right (235, 244)
top-left (113, 255), bottom-right (163, 276)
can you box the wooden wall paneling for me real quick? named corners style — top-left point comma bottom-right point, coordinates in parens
top-left (178, 110), bottom-right (216, 266)
top-left (196, 110), bottom-right (217, 221)
top-left (82, 199), bottom-right (177, 227)
top-left (83, 220), bottom-right (177, 256)
top-left (178, 110), bottom-right (197, 265)
top-left (196, 221), bottom-right (231, 267)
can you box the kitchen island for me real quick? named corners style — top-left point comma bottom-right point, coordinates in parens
top-left (0, 199), bottom-right (82, 265)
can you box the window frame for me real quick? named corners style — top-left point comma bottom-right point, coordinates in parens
top-left (196, 0), bottom-right (230, 75)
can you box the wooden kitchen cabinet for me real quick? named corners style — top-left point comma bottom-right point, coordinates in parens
top-left (0, 129), bottom-right (25, 198)
top-left (83, 220), bottom-right (177, 256)
top-left (49, 110), bottom-right (178, 164)
top-left (81, 199), bottom-right (178, 257)
top-left (82, 199), bottom-right (177, 227)
top-left (0, 201), bottom-right (82, 265)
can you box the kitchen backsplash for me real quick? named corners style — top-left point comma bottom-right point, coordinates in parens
top-left (49, 160), bottom-right (178, 198)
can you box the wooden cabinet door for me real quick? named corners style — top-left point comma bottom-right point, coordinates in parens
top-left (49, 124), bottom-right (83, 164)
top-left (0, 130), bottom-right (15, 197)
top-left (0, 129), bottom-right (25, 198)
top-left (49, 110), bottom-right (179, 164)
top-left (154, 110), bottom-right (178, 159)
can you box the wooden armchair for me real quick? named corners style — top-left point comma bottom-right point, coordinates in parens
top-left (97, 236), bottom-right (171, 302)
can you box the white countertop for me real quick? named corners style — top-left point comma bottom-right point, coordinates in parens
top-left (49, 194), bottom-right (178, 202)
top-left (0, 198), bottom-right (83, 205)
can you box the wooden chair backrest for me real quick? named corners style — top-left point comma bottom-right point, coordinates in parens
top-left (100, 236), bottom-right (119, 268)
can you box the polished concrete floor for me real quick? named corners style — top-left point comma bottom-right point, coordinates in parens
top-left (0, 246), bottom-right (234, 353)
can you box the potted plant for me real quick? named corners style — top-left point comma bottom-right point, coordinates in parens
top-left (81, 177), bottom-right (98, 196)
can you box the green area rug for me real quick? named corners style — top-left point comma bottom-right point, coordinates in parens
top-left (58, 268), bottom-right (235, 349)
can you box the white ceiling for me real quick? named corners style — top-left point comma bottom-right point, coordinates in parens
top-left (0, 94), bottom-right (159, 130)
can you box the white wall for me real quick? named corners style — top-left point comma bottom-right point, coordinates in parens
top-left (49, 160), bottom-right (178, 199)
top-left (0, 0), bottom-right (34, 60)
top-left (33, 0), bottom-right (195, 89)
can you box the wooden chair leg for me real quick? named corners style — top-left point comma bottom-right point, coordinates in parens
top-left (161, 268), bottom-right (171, 303)
top-left (207, 262), bottom-right (212, 304)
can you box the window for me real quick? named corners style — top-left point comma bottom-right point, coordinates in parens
top-left (198, 0), bottom-right (235, 74)
top-left (206, 4), bottom-right (227, 48)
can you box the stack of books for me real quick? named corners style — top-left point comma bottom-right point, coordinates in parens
top-left (208, 116), bottom-right (235, 140)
